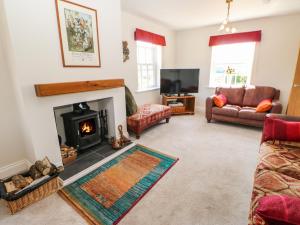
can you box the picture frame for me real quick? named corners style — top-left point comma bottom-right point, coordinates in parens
top-left (55, 0), bottom-right (101, 67)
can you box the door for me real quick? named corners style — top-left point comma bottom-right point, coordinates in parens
top-left (287, 49), bottom-right (300, 116)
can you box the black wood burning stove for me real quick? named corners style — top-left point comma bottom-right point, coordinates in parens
top-left (61, 103), bottom-right (105, 151)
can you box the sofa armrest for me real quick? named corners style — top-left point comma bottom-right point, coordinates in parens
top-left (206, 96), bottom-right (215, 122)
top-left (270, 100), bottom-right (283, 114)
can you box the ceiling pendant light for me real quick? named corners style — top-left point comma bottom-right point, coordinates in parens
top-left (219, 0), bottom-right (237, 33)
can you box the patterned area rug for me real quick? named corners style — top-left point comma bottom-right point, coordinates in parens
top-left (59, 144), bottom-right (178, 225)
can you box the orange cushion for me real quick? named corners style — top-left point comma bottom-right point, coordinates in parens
top-left (256, 99), bottom-right (272, 112)
top-left (213, 94), bottom-right (227, 108)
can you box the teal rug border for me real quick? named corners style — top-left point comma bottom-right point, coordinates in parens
top-left (62, 144), bottom-right (178, 225)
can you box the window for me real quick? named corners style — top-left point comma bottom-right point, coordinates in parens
top-left (209, 42), bottom-right (256, 87)
top-left (137, 41), bottom-right (162, 91)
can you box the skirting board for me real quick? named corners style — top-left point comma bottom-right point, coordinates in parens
top-left (0, 159), bottom-right (31, 179)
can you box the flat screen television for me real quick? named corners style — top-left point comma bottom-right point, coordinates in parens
top-left (160, 69), bottom-right (200, 95)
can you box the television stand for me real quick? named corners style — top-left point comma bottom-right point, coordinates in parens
top-left (162, 95), bottom-right (195, 115)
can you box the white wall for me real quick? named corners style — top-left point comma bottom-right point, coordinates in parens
top-left (176, 13), bottom-right (300, 111)
top-left (0, 27), bottom-right (27, 169)
top-left (0, 0), bottom-right (126, 170)
top-left (122, 12), bottom-right (176, 105)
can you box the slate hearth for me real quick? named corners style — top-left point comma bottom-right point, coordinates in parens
top-left (59, 141), bottom-right (116, 181)
top-left (54, 98), bottom-right (128, 182)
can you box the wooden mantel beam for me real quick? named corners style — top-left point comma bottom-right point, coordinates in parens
top-left (34, 79), bottom-right (125, 97)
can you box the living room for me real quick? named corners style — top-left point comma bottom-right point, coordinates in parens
top-left (0, 0), bottom-right (300, 225)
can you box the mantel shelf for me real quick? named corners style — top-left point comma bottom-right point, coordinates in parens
top-left (34, 79), bottom-right (125, 97)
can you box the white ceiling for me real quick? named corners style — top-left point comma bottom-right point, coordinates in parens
top-left (121, 0), bottom-right (300, 30)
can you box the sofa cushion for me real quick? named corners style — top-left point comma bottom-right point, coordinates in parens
top-left (243, 86), bottom-right (276, 107)
top-left (212, 105), bottom-right (240, 117)
top-left (216, 87), bottom-right (245, 106)
top-left (213, 94), bottom-right (227, 107)
top-left (256, 99), bottom-right (273, 112)
top-left (256, 195), bottom-right (300, 225)
top-left (239, 107), bottom-right (267, 121)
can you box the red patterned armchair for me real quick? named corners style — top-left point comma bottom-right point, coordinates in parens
top-left (127, 104), bottom-right (171, 139)
top-left (248, 114), bottom-right (300, 225)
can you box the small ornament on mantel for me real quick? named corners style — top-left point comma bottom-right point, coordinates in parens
top-left (122, 41), bottom-right (130, 62)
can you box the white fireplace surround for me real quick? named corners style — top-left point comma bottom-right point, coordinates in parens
top-left (25, 87), bottom-right (127, 168)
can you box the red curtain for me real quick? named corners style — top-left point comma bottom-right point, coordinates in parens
top-left (209, 30), bottom-right (262, 46)
top-left (134, 28), bottom-right (166, 46)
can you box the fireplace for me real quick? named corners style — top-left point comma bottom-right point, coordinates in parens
top-left (62, 110), bottom-right (101, 151)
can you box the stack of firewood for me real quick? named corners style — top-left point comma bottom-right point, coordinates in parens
top-left (4, 157), bottom-right (57, 194)
top-left (60, 145), bottom-right (77, 165)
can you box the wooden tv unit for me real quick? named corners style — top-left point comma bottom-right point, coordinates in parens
top-left (162, 95), bottom-right (195, 115)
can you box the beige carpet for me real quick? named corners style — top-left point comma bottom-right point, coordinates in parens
top-left (0, 111), bottom-right (261, 225)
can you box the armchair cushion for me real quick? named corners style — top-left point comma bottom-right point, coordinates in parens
top-left (256, 195), bottom-right (300, 225)
top-left (262, 117), bottom-right (300, 142)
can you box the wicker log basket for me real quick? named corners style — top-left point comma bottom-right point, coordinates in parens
top-left (0, 164), bottom-right (61, 214)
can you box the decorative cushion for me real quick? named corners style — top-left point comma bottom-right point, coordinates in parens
top-left (262, 117), bottom-right (300, 142)
top-left (125, 86), bottom-right (138, 117)
top-left (243, 86), bottom-right (275, 107)
top-left (249, 170), bottom-right (300, 225)
top-left (239, 107), bottom-right (267, 121)
top-left (213, 94), bottom-right (227, 107)
top-left (256, 195), bottom-right (300, 225)
top-left (216, 87), bottom-right (245, 106)
top-left (212, 105), bottom-right (240, 117)
top-left (256, 99), bottom-right (273, 113)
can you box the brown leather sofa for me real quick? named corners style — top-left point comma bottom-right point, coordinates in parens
top-left (206, 86), bottom-right (282, 127)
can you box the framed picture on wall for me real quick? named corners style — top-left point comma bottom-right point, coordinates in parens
top-left (55, 0), bottom-right (101, 67)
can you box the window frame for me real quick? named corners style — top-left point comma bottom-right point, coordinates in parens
top-left (209, 42), bottom-right (256, 88)
top-left (136, 41), bottom-right (162, 92)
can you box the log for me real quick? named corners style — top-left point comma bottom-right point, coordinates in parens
top-left (11, 175), bottom-right (28, 189)
top-left (29, 165), bottom-right (42, 180)
top-left (42, 157), bottom-right (52, 169)
top-left (35, 160), bottom-right (50, 176)
top-left (25, 177), bottom-right (33, 184)
top-left (4, 181), bottom-right (18, 193)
